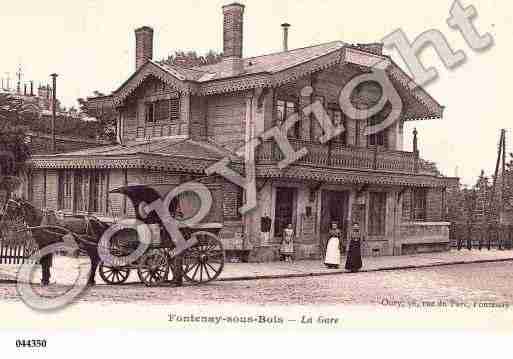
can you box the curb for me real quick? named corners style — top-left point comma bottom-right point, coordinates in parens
top-left (2, 257), bottom-right (513, 286)
top-left (218, 257), bottom-right (513, 282)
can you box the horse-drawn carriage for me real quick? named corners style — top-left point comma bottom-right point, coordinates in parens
top-left (1, 181), bottom-right (226, 287)
top-left (97, 183), bottom-right (225, 286)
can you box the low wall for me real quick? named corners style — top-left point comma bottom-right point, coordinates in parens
top-left (248, 243), bottom-right (321, 263)
top-left (395, 222), bottom-right (451, 255)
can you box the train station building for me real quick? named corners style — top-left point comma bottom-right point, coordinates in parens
top-left (28, 3), bottom-right (458, 261)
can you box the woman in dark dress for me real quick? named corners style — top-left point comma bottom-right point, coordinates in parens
top-left (345, 222), bottom-right (363, 272)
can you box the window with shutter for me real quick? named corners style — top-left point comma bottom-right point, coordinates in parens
top-left (170, 97), bottom-right (180, 122)
top-left (144, 97), bottom-right (180, 123)
top-left (155, 100), bottom-right (170, 122)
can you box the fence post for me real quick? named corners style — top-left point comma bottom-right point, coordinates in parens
top-left (467, 224), bottom-right (472, 250)
top-left (498, 225), bottom-right (503, 250)
top-left (487, 224), bottom-right (492, 250)
top-left (509, 225), bottom-right (513, 250)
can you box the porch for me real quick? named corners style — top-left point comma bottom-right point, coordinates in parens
top-left (243, 176), bottom-right (453, 262)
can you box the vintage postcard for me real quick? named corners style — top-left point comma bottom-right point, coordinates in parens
top-left (0, 0), bottom-right (512, 355)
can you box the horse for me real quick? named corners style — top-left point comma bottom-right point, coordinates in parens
top-left (1, 198), bottom-right (106, 285)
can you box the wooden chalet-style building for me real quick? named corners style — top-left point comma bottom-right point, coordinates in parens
top-left (30, 3), bottom-right (457, 261)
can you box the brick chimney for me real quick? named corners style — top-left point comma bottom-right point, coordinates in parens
top-left (222, 3), bottom-right (245, 75)
top-left (135, 26), bottom-right (154, 71)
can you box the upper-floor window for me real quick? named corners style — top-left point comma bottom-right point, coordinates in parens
top-left (367, 114), bottom-right (388, 148)
top-left (145, 98), bottom-right (180, 123)
top-left (367, 103), bottom-right (392, 149)
top-left (276, 98), bottom-right (300, 139)
top-left (327, 104), bottom-right (346, 145)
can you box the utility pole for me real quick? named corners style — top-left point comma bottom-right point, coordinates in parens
top-left (16, 65), bottom-right (22, 94)
top-left (50, 73), bottom-right (58, 153)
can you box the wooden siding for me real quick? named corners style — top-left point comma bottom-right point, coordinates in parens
top-left (121, 77), bottom-right (188, 141)
top-left (206, 93), bottom-right (247, 151)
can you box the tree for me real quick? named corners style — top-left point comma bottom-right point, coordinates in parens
top-left (77, 96), bottom-right (117, 142)
top-left (159, 50), bottom-right (223, 69)
top-left (0, 93), bottom-right (32, 198)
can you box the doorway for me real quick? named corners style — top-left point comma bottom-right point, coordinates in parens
top-left (320, 190), bottom-right (349, 255)
top-left (274, 187), bottom-right (296, 237)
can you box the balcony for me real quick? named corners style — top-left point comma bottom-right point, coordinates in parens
top-left (256, 139), bottom-right (437, 176)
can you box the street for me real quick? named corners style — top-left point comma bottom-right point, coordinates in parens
top-left (1, 261), bottom-right (512, 306)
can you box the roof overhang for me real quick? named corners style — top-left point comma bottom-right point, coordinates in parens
top-left (30, 152), bottom-right (219, 174)
top-left (85, 45), bottom-right (443, 121)
top-left (256, 164), bottom-right (452, 188)
top-left (343, 47), bottom-right (443, 121)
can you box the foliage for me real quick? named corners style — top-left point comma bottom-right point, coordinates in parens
top-left (0, 94), bottom-right (32, 193)
top-left (77, 96), bottom-right (117, 142)
top-left (159, 50), bottom-right (223, 69)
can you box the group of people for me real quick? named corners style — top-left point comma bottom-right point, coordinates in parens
top-left (280, 221), bottom-right (363, 272)
top-left (325, 222), bottom-right (362, 272)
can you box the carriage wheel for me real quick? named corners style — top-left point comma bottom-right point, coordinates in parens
top-left (99, 263), bottom-right (130, 285)
top-left (137, 249), bottom-right (170, 287)
top-left (182, 231), bottom-right (225, 284)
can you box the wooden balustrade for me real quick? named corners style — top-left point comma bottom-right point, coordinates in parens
top-left (255, 139), bottom-right (436, 175)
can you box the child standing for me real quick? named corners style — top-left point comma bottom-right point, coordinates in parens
top-left (280, 223), bottom-right (295, 262)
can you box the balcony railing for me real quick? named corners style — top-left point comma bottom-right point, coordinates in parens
top-left (256, 139), bottom-right (437, 175)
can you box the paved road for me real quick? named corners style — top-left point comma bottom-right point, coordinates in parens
top-left (1, 261), bottom-right (512, 306)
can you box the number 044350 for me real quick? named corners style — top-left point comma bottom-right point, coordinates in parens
top-left (15, 339), bottom-right (47, 348)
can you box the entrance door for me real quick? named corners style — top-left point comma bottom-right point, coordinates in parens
top-left (320, 190), bottom-right (349, 254)
top-left (274, 187), bottom-right (296, 237)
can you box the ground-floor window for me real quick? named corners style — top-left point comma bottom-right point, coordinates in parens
top-left (368, 192), bottom-right (387, 236)
top-left (58, 170), bottom-right (73, 210)
top-left (89, 171), bottom-right (107, 213)
top-left (58, 169), bottom-right (108, 213)
top-left (411, 188), bottom-right (427, 221)
top-left (274, 187), bottom-right (296, 237)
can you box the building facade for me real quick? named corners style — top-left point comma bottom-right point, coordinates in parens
top-left (29, 3), bottom-right (457, 261)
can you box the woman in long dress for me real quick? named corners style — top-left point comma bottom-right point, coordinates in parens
top-left (280, 223), bottom-right (295, 262)
top-left (325, 222), bottom-right (342, 269)
top-left (345, 222), bottom-right (363, 272)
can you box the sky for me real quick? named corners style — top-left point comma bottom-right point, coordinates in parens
top-left (0, 0), bottom-right (510, 186)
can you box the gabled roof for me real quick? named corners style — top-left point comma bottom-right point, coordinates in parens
top-left (88, 41), bottom-right (443, 121)
top-left (191, 41), bottom-right (347, 81)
